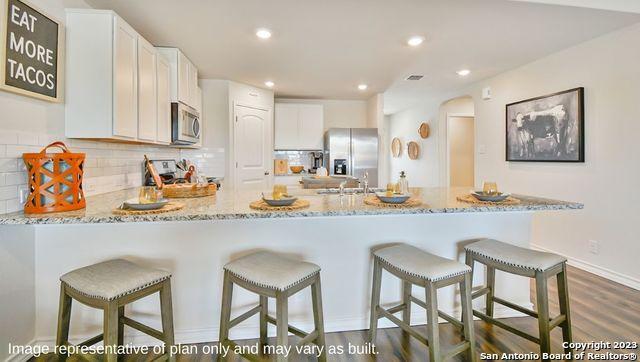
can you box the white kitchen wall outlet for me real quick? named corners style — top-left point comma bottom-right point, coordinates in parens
top-left (478, 144), bottom-right (487, 154)
top-left (482, 86), bottom-right (492, 100)
top-left (588, 240), bottom-right (600, 254)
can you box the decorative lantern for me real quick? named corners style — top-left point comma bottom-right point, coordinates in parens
top-left (22, 142), bottom-right (86, 214)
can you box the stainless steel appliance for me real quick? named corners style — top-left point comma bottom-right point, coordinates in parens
top-left (309, 151), bottom-right (324, 174)
top-left (171, 102), bottom-right (201, 145)
top-left (324, 128), bottom-right (378, 187)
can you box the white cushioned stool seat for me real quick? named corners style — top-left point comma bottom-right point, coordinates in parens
top-left (373, 244), bottom-right (470, 282)
top-left (465, 239), bottom-right (566, 271)
top-left (60, 259), bottom-right (171, 301)
top-left (224, 251), bottom-right (320, 291)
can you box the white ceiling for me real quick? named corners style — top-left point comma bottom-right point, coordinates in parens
top-left (85, 0), bottom-right (640, 114)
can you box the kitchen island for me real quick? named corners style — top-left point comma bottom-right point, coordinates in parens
top-left (0, 188), bottom-right (582, 353)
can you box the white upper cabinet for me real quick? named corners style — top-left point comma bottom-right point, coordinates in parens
top-left (112, 16), bottom-right (138, 139)
top-left (298, 104), bottom-right (324, 150)
top-left (156, 47), bottom-right (200, 111)
top-left (156, 55), bottom-right (172, 144)
top-left (274, 103), bottom-right (324, 150)
top-left (137, 36), bottom-right (157, 142)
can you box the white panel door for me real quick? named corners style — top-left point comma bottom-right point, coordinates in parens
top-left (234, 105), bottom-right (270, 191)
top-left (177, 51), bottom-right (189, 104)
top-left (274, 103), bottom-right (299, 149)
top-left (156, 56), bottom-right (172, 144)
top-left (137, 37), bottom-right (157, 142)
top-left (298, 104), bottom-right (324, 150)
top-left (113, 17), bottom-right (138, 139)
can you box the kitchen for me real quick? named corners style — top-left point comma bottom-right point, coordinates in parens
top-left (1, 1), bottom-right (640, 362)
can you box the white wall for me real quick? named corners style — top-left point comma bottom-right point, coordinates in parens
top-left (275, 98), bottom-right (368, 131)
top-left (386, 22), bottom-right (640, 286)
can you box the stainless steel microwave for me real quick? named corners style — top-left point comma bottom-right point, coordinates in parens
top-left (171, 102), bottom-right (201, 145)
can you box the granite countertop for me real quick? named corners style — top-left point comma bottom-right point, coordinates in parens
top-left (0, 187), bottom-right (583, 225)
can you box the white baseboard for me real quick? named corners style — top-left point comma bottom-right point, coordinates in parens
top-left (4, 340), bottom-right (36, 362)
top-left (18, 305), bottom-right (528, 359)
top-left (531, 244), bottom-right (640, 290)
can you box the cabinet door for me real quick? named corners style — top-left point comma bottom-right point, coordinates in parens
top-left (137, 37), bottom-right (157, 142)
top-left (156, 56), bottom-right (172, 144)
top-left (189, 61), bottom-right (198, 107)
top-left (274, 103), bottom-right (299, 150)
top-left (298, 104), bottom-right (324, 150)
top-left (113, 17), bottom-right (138, 139)
top-left (177, 51), bottom-right (189, 104)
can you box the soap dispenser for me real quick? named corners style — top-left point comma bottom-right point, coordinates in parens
top-left (399, 171), bottom-right (409, 195)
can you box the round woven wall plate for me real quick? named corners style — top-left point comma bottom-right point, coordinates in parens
top-left (391, 138), bottom-right (402, 158)
top-left (418, 123), bottom-right (430, 139)
top-left (407, 141), bottom-right (420, 160)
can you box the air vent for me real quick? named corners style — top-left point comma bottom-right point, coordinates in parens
top-left (405, 75), bottom-right (424, 81)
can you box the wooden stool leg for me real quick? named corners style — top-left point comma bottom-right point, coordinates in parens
top-left (104, 300), bottom-right (119, 362)
top-left (160, 279), bottom-right (175, 351)
top-left (259, 295), bottom-right (269, 352)
top-left (557, 263), bottom-right (573, 355)
top-left (535, 271), bottom-right (551, 358)
top-left (425, 282), bottom-right (441, 362)
top-left (311, 275), bottom-right (327, 362)
top-left (117, 306), bottom-right (125, 345)
top-left (368, 258), bottom-right (383, 344)
top-left (460, 273), bottom-right (478, 362)
top-left (275, 291), bottom-right (289, 362)
top-left (486, 266), bottom-right (496, 317)
top-left (219, 271), bottom-right (234, 345)
top-left (56, 284), bottom-right (72, 348)
top-left (402, 281), bottom-right (412, 326)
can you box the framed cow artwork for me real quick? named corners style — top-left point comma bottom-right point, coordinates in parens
top-left (506, 87), bottom-right (584, 162)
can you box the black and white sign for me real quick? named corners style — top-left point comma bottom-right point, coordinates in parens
top-left (1, 0), bottom-right (63, 102)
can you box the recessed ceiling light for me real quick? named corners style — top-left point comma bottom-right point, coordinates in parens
top-left (456, 69), bottom-right (471, 76)
top-left (256, 28), bottom-right (272, 39)
top-left (407, 36), bottom-right (425, 47)
top-left (265, 81), bottom-right (274, 88)
top-left (358, 84), bottom-right (368, 91)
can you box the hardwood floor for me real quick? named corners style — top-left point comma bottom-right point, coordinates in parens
top-left (34, 266), bottom-right (639, 361)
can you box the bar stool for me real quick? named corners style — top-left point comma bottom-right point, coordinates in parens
top-left (219, 251), bottom-right (326, 362)
top-left (465, 239), bottom-right (572, 356)
top-left (56, 259), bottom-right (174, 361)
top-left (369, 244), bottom-right (477, 362)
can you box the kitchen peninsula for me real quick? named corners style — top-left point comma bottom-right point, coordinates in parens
top-left (0, 188), bottom-right (581, 347)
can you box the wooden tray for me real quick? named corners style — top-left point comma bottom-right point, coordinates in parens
top-left (113, 201), bottom-right (184, 215)
top-left (163, 183), bottom-right (217, 198)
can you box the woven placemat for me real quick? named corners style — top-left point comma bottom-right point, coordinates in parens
top-left (364, 195), bottom-right (422, 208)
top-left (456, 194), bottom-right (521, 205)
top-left (112, 201), bottom-right (185, 215)
top-left (249, 199), bottom-right (311, 211)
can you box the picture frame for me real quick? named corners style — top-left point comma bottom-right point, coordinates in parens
top-left (506, 87), bottom-right (584, 162)
top-left (0, 0), bottom-right (64, 102)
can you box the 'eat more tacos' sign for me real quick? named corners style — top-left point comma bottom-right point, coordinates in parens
top-left (1, 0), bottom-right (63, 102)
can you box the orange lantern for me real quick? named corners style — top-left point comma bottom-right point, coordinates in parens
top-left (22, 142), bottom-right (86, 214)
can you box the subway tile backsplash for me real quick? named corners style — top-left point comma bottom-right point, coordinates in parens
top-left (0, 130), bottom-right (225, 215)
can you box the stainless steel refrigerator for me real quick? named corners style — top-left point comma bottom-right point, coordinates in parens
top-left (324, 128), bottom-right (379, 187)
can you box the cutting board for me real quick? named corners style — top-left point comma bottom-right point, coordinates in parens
top-left (274, 159), bottom-right (289, 175)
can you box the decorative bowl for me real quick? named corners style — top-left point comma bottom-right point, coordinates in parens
top-left (375, 192), bottom-right (410, 204)
top-left (262, 194), bottom-right (298, 206)
top-left (290, 165), bottom-right (304, 174)
top-left (471, 191), bottom-right (510, 202)
top-left (123, 198), bottom-right (169, 210)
